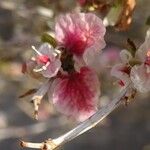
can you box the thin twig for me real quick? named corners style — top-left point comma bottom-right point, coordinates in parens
top-left (21, 85), bottom-right (130, 150)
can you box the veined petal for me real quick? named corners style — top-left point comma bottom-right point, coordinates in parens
top-left (55, 13), bottom-right (106, 56)
top-left (50, 67), bottom-right (100, 121)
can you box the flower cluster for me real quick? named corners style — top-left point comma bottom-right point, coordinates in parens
top-left (111, 28), bottom-right (150, 93)
top-left (24, 13), bottom-right (106, 121)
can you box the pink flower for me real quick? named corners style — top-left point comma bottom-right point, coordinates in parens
top-left (130, 64), bottom-right (150, 92)
top-left (111, 28), bottom-right (150, 93)
top-left (50, 67), bottom-right (100, 121)
top-left (24, 13), bottom-right (104, 121)
top-left (130, 28), bottom-right (150, 92)
top-left (111, 50), bottom-right (132, 87)
top-left (55, 13), bottom-right (106, 66)
top-left (30, 43), bottom-right (61, 78)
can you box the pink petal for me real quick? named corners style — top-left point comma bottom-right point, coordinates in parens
top-left (42, 59), bottom-right (61, 78)
top-left (136, 28), bottom-right (150, 61)
top-left (83, 43), bottom-right (102, 66)
top-left (55, 13), bottom-right (106, 56)
top-left (84, 46), bottom-right (120, 74)
top-left (120, 50), bottom-right (132, 63)
top-left (73, 55), bottom-right (86, 72)
top-left (111, 63), bottom-right (130, 87)
top-left (50, 67), bottom-right (100, 121)
top-left (38, 43), bottom-right (56, 62)
top-left (130, 64), bottom-right (150, 93)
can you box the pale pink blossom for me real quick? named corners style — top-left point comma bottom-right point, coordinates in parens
top-left (31, 43), bottom-right (61, 78)
top-left (111, 63), bottom-right (131, 87)
top-left (130, 64), bottom-right (150, 92)
top-left (130, 28), bottom-right (150, 92)
top-left (111, 50), bottom-right (132, 87)
top-left (111, 28), bottom-right (150, 92)
top-left (50, 67), bottom-right (100, 121)
top-left (24, 13), bottom-right (105, 121)
top-left (55, 13), bottom-right (106, 67)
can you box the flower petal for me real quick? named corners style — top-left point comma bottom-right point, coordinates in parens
top-left (55, 13), bottom-right (106, 56)
top-left (82, 45), bottom-right (102, 73)
top-left (38, 43), bottom-right (56, 61)
top-left (111, 63), bottom-right (130, 86)
top-left (120, 49), bottom-right (132, 63)
top-left (50, 67), bottom-right (100, 121)
top-left (130, 64), bottom-right (150, 93)
top-left (83, 47), bottom-right (120, 74)
top-left (42, 59), bottom-right (61, 78)
top-left (136, 28), bottom-right (150, 61)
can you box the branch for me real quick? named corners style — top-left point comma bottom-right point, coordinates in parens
top-left (21, 85), bottom-right (131, 150)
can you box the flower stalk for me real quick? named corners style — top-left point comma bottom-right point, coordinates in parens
top-left (21, 84), bottom-right (131, 150)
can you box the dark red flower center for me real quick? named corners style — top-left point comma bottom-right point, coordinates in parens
top-left (118, 80), bottom-right (125, 87)
top-left (64, 33), bottom-right (88, 56)
top-left (36, 55), bottom-right (50, 64)
top-left (119, 66), bottom-right (131, 75)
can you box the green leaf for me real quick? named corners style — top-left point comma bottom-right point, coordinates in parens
top-left (41, 33), bottom-right (57, 48)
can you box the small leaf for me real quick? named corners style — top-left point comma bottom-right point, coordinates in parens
top-left (19, 89), bottom-right (37, 98)
top-left (41, 33), bottom-right (57, 48)
top-left (146, 16), bottom-right (150, 25)
top-left (127, 38), bottom-right (137, 56)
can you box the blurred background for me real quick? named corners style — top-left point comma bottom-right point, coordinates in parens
top-left (0, 0), bottom-right (150, 150)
